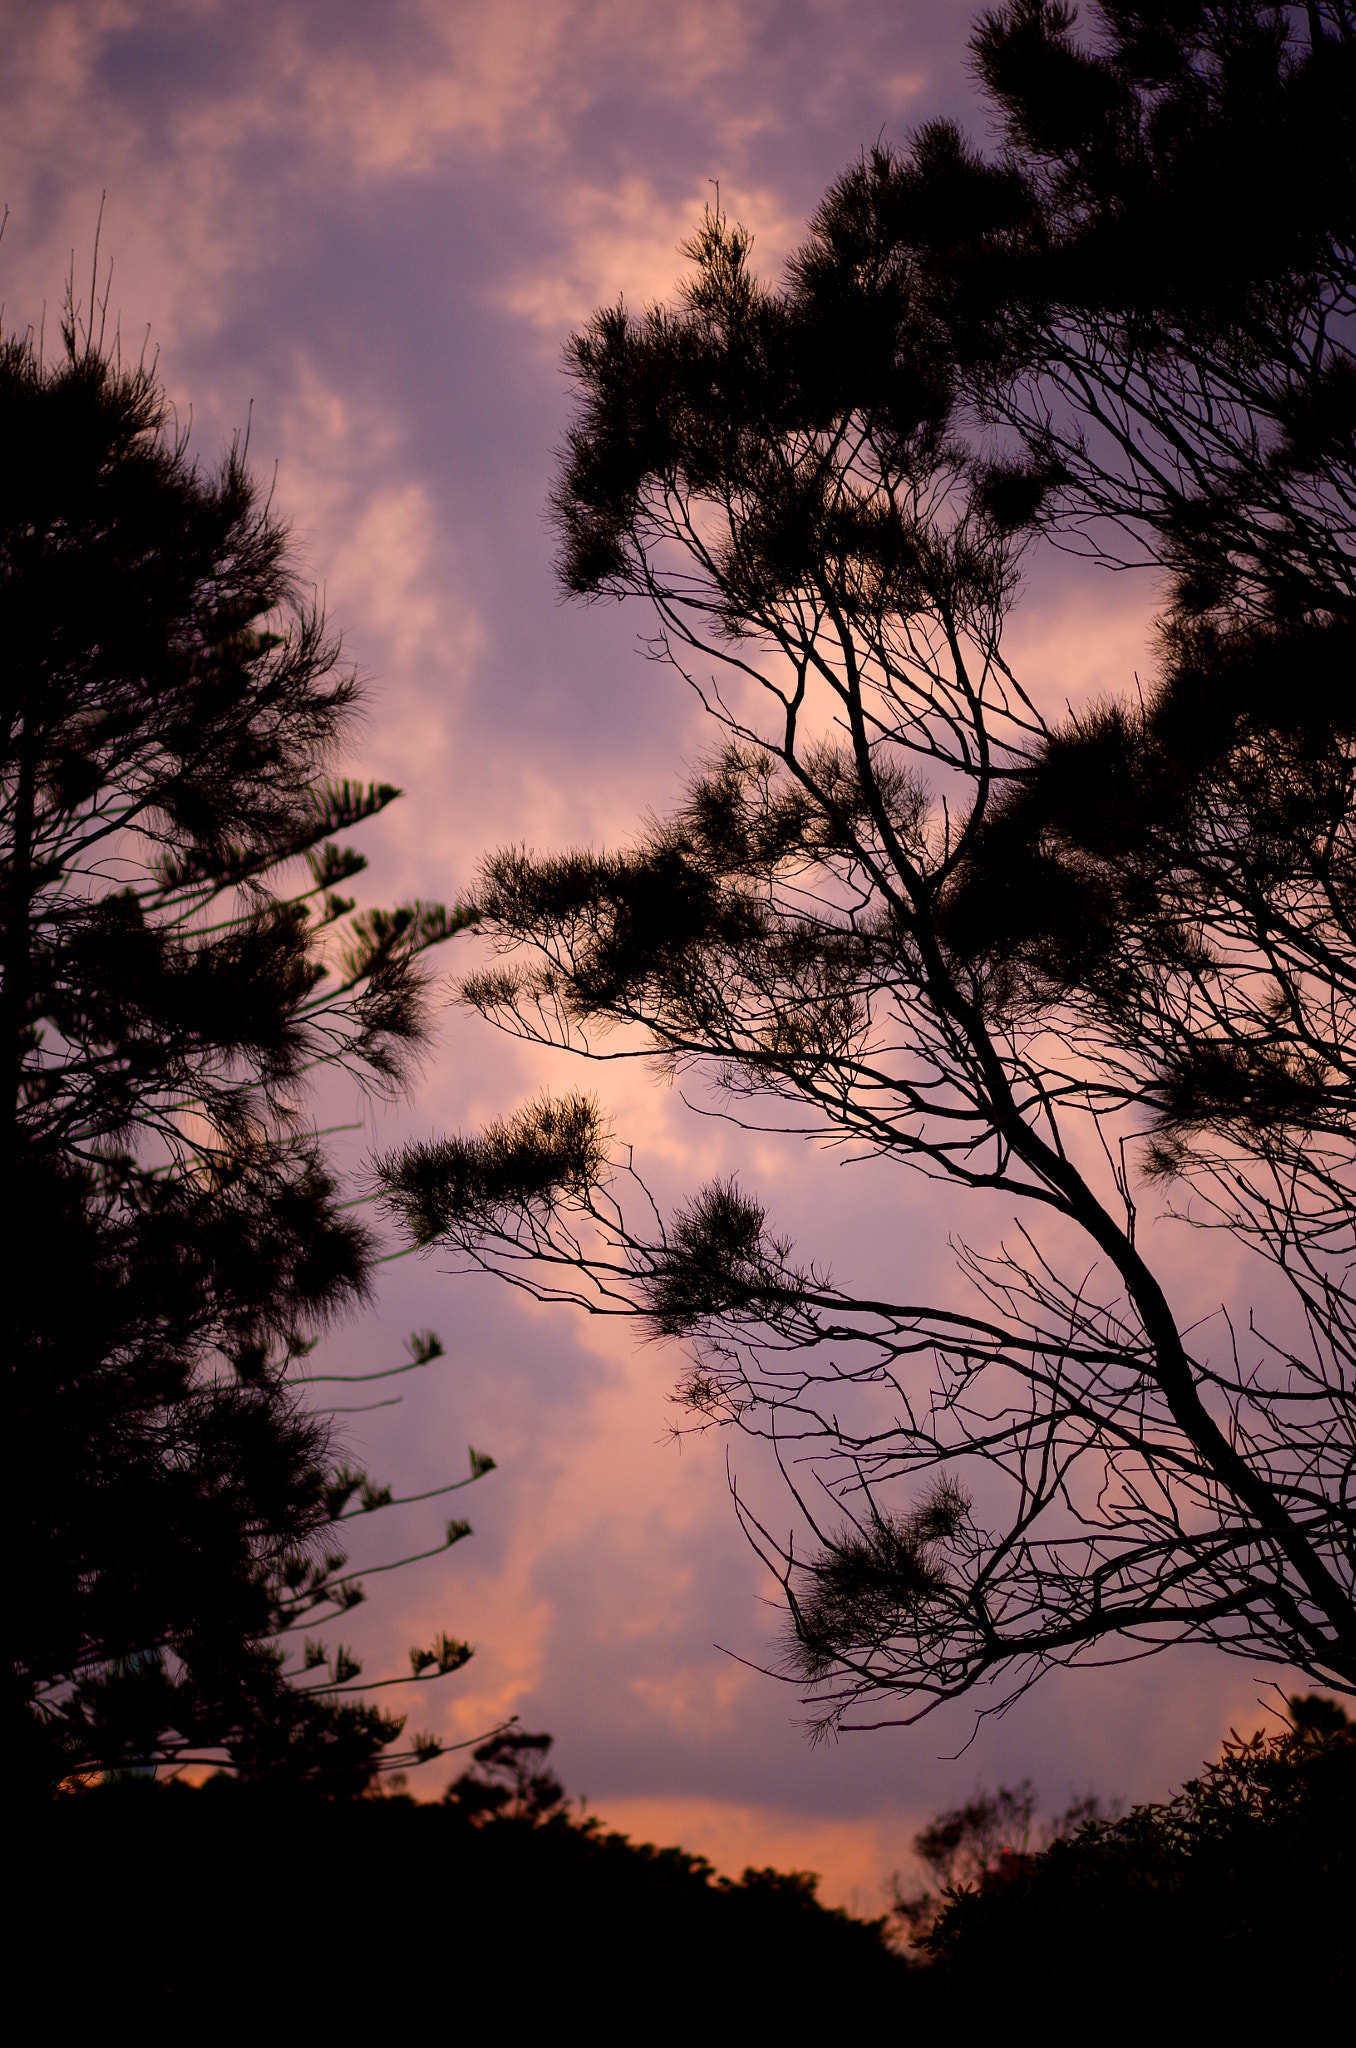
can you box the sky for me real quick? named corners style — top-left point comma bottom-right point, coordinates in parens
top-left (2, 0), bottom-right (1301, 1914)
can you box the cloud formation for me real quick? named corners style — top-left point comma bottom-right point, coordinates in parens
top-left (0, 0), bottom-right (1284, 1908)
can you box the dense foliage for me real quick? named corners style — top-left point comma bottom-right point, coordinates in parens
top-left (14, 1702), bottom-right (1349, 2018)
top-left (2, 302), bottom-right (473, 1789)
top-left (921, 1695), bottom-right (1355, 2003)
top-left (12, 1771), bottom-right (907, 2024)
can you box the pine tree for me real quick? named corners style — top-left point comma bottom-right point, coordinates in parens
top-left (3, 289), bottom-right (474, 1789)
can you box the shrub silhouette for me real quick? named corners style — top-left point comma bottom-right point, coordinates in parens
top-left (920, 1696), bottom-right (1355, 2008)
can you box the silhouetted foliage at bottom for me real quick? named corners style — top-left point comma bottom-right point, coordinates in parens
top-left (918, 1697), bottom-right (1354, 2009)
top-left (11, 1769), bottom-right (907, 2025)
top-left (14, 1704), bottom-right (1351, 2022)
top-left (892, 1778), bottom-right (1105, 1946)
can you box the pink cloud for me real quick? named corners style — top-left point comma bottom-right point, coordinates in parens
top-left (1, 0), bottom-right (1290, 1910)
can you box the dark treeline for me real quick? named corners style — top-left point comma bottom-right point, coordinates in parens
top-left (8, 0), bottom-right (1356, 2013)
top-left (11, 1702), bottom-right (1351, 2020)
top-left (906, 1693), bottom-right (1354, 1998)
top-left (14, 1731), bottom-right (906, 2026)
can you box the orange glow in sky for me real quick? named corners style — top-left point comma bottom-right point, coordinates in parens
top-left (0, 0), bottom-right (1297, 1911)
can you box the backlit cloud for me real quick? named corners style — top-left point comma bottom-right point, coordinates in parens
top-left (1, 0), bottom-right (1282, 1912)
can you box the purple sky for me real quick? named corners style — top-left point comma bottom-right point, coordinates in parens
top-left (3, 0), bottom-right (1297, 1911)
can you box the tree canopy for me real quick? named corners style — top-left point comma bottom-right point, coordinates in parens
top-left (13, 1764), bottom-right (909, 2027)
top-left (3, 294), bottom-right (478, 1789)
top-left (381, 1), bottom-right (1356, 1731)
top-left (917, 1694), bottom-right (1354, 2004)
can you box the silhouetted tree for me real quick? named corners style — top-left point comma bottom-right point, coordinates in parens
top-left (893, 1779), bottom-right (1101, 1945)
top-left (380, 0), bottom-right (1356, 1736)
top-left (920, 1694), bottom-right (1354, 2002)
top-left (2, 284), bottom-right (477, 1790)
top-left (14, 1764), bottom-right (910, 2024)
top-left (442, 1726), bottom-right (568, 1822)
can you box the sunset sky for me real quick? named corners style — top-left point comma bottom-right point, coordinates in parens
top-left (1, 0), bottom-right (1298, 1912)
